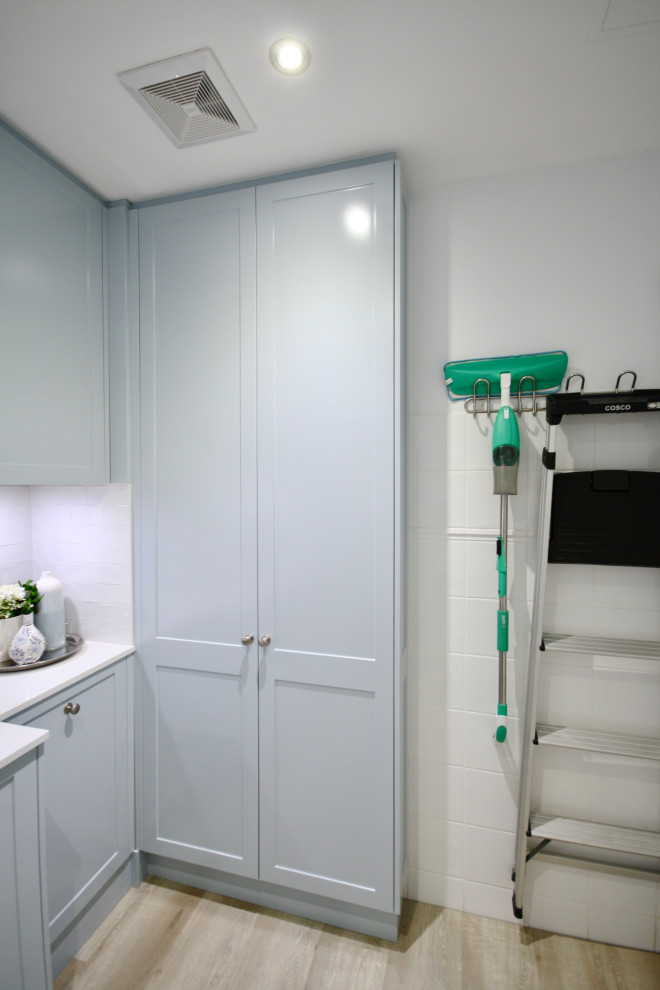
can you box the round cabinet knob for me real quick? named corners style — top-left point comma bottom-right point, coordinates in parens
top-left (258, 635), bottom-right (271, 648)
top-left (241, 634), bottom-right (254, 645)
top-left (63, 702), bottom-right (80, 715)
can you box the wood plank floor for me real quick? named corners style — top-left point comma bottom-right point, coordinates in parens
top-left (54, 876), bottom-right (660, 990)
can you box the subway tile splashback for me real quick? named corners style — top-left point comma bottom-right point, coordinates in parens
top-left (0, 485), bottom-right (133, 645)
top-left (0, 486), bottom-right (32, 577)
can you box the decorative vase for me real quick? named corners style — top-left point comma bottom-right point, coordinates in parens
top-left (35, 570), bottom-right (66, 650)
top-left (9, 613), bottom-right (47, 665)
top-left (0, 615), bottom-right (23, 663)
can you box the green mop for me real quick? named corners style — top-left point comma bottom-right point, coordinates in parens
top-left (443, 350), bottom-right (568, 743)
top-left (492, 372), bottom-right (519, 743)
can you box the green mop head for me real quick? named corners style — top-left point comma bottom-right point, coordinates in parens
top-left (443, 350), bottom-right (568, 401)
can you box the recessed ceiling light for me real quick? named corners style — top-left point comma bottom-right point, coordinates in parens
top-left (269, 38), bottom-right (311, 75)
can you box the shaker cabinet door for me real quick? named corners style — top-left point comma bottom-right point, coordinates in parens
top-left (138, 189), bottom-right (259, 877)
top-left (0, 751), bottom-right (51, 990)
top-left (0, 125), bottom-right (106, 484)
top-left (256, 162), bottom-right (397, 911)
top-left (14, 661), bottom-right (131, 943)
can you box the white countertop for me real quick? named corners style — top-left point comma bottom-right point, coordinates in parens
top-left (0, 721), bottom-right (50, 772)
top-left (0, 639), bottom-right (134, 721)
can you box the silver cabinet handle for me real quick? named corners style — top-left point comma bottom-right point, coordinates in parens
top-left (241, 634), bottom-right (254, 645)
top-left (63, 702), bottom-right (80, 715)
top-left (258, 635), bottom-right (271, 647)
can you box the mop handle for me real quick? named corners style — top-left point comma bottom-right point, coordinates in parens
top-left (497, 499), bottom-right (509, 657)
top-left (495, 496), bottom-right (509, 742)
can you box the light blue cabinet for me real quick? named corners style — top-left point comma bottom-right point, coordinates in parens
top-left (137, 187), bottom-right (259, 877)
top-left (0, 124), bottom-right (107, 484)
top-left (137, 160), bottom-right (405, 933)
top-left (0, 747), bottom-right (52, 990)
top-left (11, 659), bottom-right (132, 972)
top-left (256, 163), bottom-right (401, 912)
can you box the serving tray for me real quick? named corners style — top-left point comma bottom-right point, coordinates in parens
top-left (0, 634), bottom-right (84, 673)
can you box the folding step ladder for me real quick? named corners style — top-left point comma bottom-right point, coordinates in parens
top-left (512, 381), bottom-right (660, 920)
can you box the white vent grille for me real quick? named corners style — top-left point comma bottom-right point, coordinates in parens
top-left (119, 49), bottom-right (255, 148)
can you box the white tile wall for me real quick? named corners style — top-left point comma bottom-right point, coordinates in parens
top-left (0, 486), bottom-right (33, 583)
top-left (406, 150), bottom-right (660, 951)
top-left (0, 485), bottom-right (133, 644)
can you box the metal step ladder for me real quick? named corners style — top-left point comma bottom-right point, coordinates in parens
top-left (511, 380), bottom-right (660, 920)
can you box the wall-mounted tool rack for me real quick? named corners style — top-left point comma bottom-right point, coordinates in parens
top-left (463, 370), bottom-right (645, 418)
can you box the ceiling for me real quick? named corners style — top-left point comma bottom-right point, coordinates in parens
top-left (1, 0), bottom-right (659, 202)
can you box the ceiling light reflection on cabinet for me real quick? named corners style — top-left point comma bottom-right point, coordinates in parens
top-left (344, 205), bottom-right (372, 239)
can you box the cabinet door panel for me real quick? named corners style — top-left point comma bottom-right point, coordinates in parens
top-left (139, 189), bottom-right (258, 876)
top-left (155, 664), bottom-right (247, 856)
top-left (16, 664), bottom-right (130, 942)
top-left (257, 162), bottom-right (395, 910)
top-left (271, 681), bottom-right (378, 889)
top-left (0, 767), bottom-right (24, 989)
top-left (260, 182), bottom-right (383, 659)
top-left (0, 125), bottom-right (106, 484)
top-left (0, 753), bottom-right (50, 990)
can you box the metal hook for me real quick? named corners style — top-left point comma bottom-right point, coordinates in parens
top-left (615, 370), bottom-right (637, 393)
top-left (565, 373), bottom-right (585, 393)
top-left (471, 377), bottom-right (491, 418)
top-left (517, 375), bottom-right (538, 416)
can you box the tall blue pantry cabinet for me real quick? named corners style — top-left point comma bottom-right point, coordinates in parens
top-left (135, 160), bottom-right (407, 939)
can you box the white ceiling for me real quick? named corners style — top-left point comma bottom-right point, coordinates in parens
top-left (1, 0), bottom-right (659, 202)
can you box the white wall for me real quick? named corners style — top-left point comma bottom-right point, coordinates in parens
top-left (0, 485), bottom-right (133, 645)
top-left (406, 150), bottom-right (660, 950)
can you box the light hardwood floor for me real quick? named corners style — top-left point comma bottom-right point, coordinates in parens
top-left (54, 877), bottom-right (660, 990)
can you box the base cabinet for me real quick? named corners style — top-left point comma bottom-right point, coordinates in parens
top-left (0, 748), bottom-right (51, 990)
top-left (11, 659), bottom-right (133, 961)
top-left (137, 160), bottom-right (405, 930)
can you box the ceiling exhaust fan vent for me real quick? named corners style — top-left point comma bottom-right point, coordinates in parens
top-left (118, 48), bottom-right (255, 148)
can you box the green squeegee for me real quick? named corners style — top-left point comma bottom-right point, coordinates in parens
top-left (442, 350), bottom-right (568, 743)
top-left (444, 350), bottom-right (568, 400)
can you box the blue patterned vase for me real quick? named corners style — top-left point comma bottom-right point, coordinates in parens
top-left (9, 613), bottom-right (46, 665)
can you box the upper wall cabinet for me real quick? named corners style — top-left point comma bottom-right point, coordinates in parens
top-left (0, 125), bottom-right (107, 485)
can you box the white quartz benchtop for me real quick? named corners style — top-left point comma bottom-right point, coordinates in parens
top-left (0, 640), bottom-right (134, 722)
top-left (0, 722), bottom-right (49, 772)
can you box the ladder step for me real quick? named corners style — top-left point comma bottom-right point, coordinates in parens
top-left (530, 815), bottom-right (660, 858)
top-left (536, 724), bottom-right (660, 760)
top-left (543, 633), bottom-right (660, 662)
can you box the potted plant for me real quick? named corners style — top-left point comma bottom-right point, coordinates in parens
top-left (0, 580), bottom-right (43, 664)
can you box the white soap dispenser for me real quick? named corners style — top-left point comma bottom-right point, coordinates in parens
top-left (35, 570), bottom-right (66, 651)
